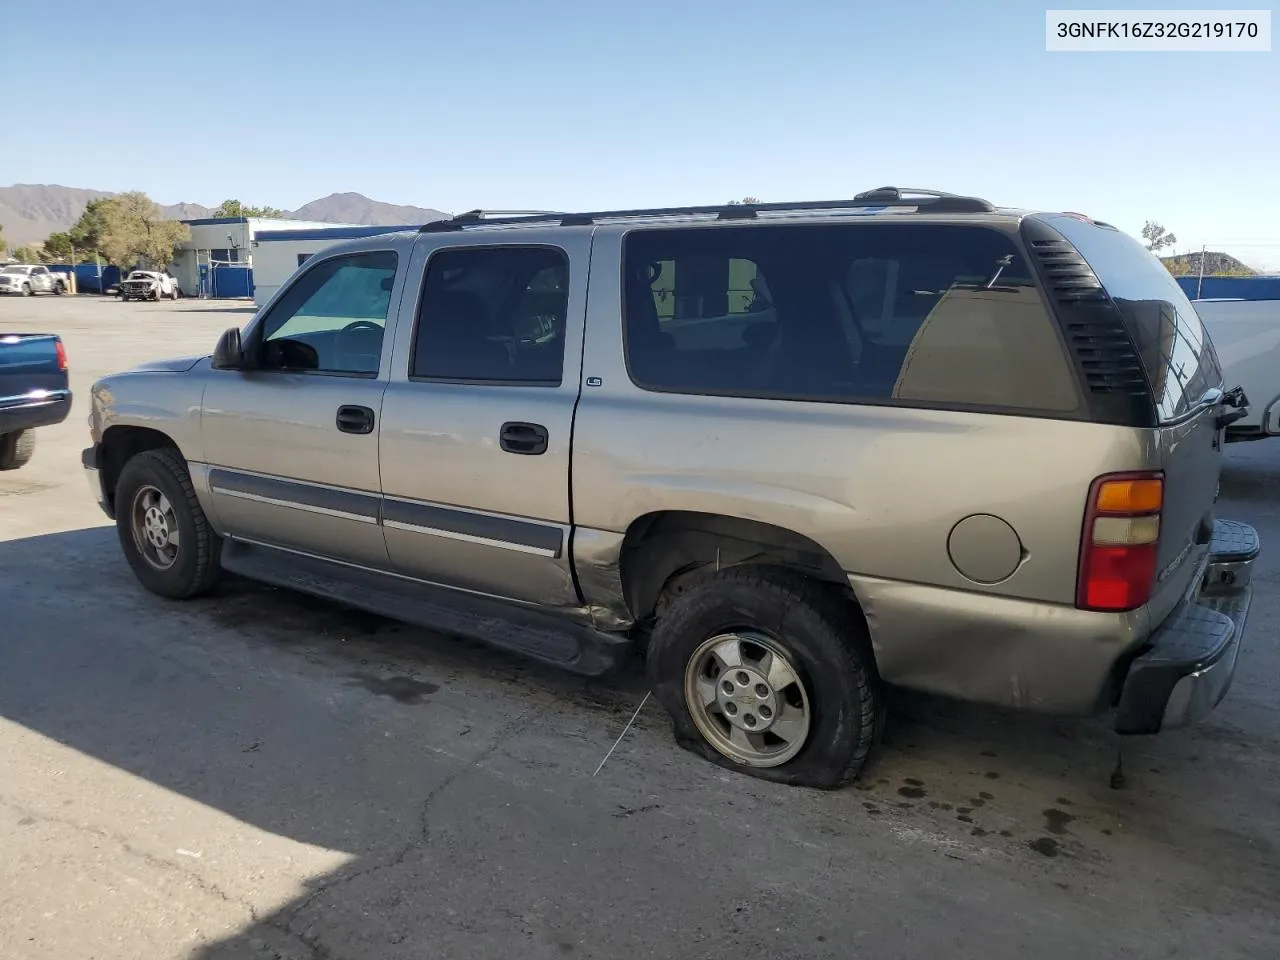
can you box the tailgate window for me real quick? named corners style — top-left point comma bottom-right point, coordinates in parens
top-left (622, 222), bottom-right (1081, 413)
top-left (1045, 216), bottom-right (1223, 423)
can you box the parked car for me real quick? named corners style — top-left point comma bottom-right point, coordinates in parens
top-left (119, 270), bottom-right (181, 301)
top-left (1194, 298), bottom-right (1280, 442)
top-left (82, 189), bottom-right (1260, 788)
top-left (0, 264), bottom-right (66, 296)
top-left (1, 333), bottom-right (71, 470)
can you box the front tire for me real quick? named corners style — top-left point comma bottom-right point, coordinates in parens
top-left (0, 430), bottom-right (36, 470)
top-left (114, 448), bottom-right (222, 599)
top-left (646, 566), bottom-right (882, 789)
top-left (21, 283), bottom-right (32, 296)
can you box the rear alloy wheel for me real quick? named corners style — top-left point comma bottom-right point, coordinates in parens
top-left (115, 448), bottom-right (222, 599)
top-left (684, 631), bottom-right (812, 767)
top-left (647, 566), bottom-right (882, 789)
top-left (54, 281), bottom-right (65, 295)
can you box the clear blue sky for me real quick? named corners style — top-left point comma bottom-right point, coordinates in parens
top-left (5, 0), bottom-right (1279, 267)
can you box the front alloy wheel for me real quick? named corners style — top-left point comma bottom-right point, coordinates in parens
top-left (114, 448), bottom-right (222, 599)
top-left (130, 484), bottom-right (180, 570)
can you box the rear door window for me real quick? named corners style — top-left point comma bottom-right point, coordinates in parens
top-left (622, 222), bottom-right (1080, 414)
top-left (1043, 215), bottom-right (1223, 423)
top-left (411, 246), bottom-right (569, 385)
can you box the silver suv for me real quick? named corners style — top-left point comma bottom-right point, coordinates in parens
top-left (83, 188), bottom-right (1260, 788)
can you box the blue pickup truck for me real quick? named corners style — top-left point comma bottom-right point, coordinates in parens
top-left (0, 333), bottom-right (71, 470)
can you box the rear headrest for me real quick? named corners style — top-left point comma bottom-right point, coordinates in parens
top-left (425, 288), bottom-right (488, 332)
top-left (625, 263), bottom-right (662, 339)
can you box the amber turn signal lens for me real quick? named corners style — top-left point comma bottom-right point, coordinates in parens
top-left (1095, 478), bottom-right (1163, 514)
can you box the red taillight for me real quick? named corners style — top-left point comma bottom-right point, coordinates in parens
top-left (1076, 471), bottom-right (1163, 612)
top-left (55, 339), bottom-right (68, 371)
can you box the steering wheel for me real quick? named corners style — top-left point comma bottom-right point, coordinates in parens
top-left (333, 320), bottom-right (384, 371)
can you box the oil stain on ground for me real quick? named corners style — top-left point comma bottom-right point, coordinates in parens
top-left (1043, 808), bottom-right (1075, 835)
top-left (1029, 837), bottom-right (1061, 858)
top-left (347, 672), bottom-right (440, 704)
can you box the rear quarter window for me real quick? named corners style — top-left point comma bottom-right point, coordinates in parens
top-left (1043, 215), bottom-right (1223, 423)
top-left (621, 222), bottom-right (1081, 415)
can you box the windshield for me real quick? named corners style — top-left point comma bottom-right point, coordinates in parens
top-left (128, 272), bottom-right (157, 280)
top-left (1, 266), bottom-right (29, 275)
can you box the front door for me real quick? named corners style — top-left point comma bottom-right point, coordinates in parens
top-left (377, 234), bottom-right (590, 606)
top-left (199, 248), bottom-right (403, 569)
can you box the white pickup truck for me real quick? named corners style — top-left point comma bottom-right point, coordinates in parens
top-left (1197, 298), bottom-right (1280, 442)
top-left (0, 264), bottom-right (67, 296)
top-left (119, 270), bottom-right (181, 301)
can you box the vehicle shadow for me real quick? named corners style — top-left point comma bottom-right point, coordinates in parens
top-left (2, 526), bottom-right (1277, 959)
top-left (1220, 447), bottom-right (1280, 503)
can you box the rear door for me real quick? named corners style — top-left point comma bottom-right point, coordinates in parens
top-left (1047, 215), bottom-right (1224, 601)
top-left (377, 231), bottom-right (589, 606)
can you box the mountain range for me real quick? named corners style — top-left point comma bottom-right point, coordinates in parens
top-left (0, 184), bottom-right (449, 247)
top-left (1160, 250), bottom-right (1258, 277)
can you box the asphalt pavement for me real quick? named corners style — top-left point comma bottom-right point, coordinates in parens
top-left (2, 295), bottom-right (1277, 960)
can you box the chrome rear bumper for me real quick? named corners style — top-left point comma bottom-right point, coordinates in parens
top-left (1115, 519), bottom-right (1260, 734)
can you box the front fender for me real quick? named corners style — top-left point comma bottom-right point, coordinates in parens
top-left (92, 360), bottom-right (210, 462)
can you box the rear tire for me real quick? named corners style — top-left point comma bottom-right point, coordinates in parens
top-left (114, 448), bottom-right (222, 599)
top-left (646, 565), bottom-right (882, 790)
top-left (54, 281), bottom-right (65, 295)
top-left (0, 430), bottom-right (36, 470)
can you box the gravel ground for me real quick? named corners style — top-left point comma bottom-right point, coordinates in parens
top-left (1, 294), bottom-right (1277, 960)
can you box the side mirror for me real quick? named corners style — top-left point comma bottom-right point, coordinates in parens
top-left (211, 327), bottom-right (245, 370)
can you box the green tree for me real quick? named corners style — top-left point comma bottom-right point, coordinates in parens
top-left (42, 232), bottom-right (77, 262)
top-left (213, 198), bottom-right (287, 219)
top-left (98, 192), bottom-right (191, 269)
top-left (65, 193), bottom-right (190, 267)
top-left (726, 196), bottom-right (761, 205)
top-left (68, 197), bottom-right (116, 258)
top-left (12, 244), bottom-right (41, 263)
top-left (1141, 220), bottom-right (1177, 254)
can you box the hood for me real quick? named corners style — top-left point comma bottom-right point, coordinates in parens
top-left (127, 354), bottom-right (207, 373)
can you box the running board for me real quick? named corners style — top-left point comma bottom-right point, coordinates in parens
top-left (220, 539), bottom-right (633, 676)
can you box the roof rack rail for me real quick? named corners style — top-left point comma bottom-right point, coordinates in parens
top-left (852, 186), bottom-right (995, 212)
top-left (421, 209), bottom-right (567, 232)
top-left (419, 190), bottom-right (995, 233)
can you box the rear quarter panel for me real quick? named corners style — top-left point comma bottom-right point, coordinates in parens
top-left (570, 227), bottom-right (1171, 712)
top-left (572, 227), bottom-right (1164, 607)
